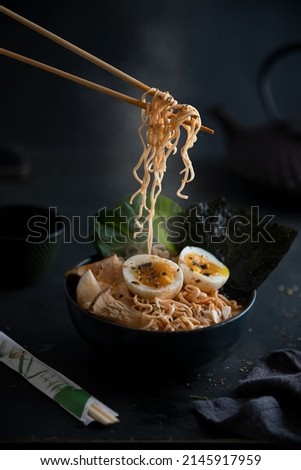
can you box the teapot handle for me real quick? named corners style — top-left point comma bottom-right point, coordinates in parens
top-left (258, 43), bottom-right (301, 124)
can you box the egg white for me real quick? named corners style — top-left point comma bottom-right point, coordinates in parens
top-left (178, 246), bottom-right (229, 292)
top-left (122, 254), bottom-right (183, 299)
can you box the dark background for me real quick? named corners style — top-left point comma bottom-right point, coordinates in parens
top-left (1, 0), bottom-right (301, 163)
top-left (1, 0), bottom-right (301, 219)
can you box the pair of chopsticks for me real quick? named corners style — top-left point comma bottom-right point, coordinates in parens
top-left (0, 330), bottom-right (119, 426)
top-left (88, 402), bottom-right (119, 426)
top-left (0, 5), bottom-right (214, 134)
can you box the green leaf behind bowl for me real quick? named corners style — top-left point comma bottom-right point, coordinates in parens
top-left (92, 194), bottom-right (183, 258)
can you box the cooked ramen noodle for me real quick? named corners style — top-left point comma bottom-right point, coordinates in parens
top-left (66, 88), bottom-right (241, 332)
top-left (132, 285), bottom-right (241, 332)
top-left (130, 88), bottom-right (201, 254)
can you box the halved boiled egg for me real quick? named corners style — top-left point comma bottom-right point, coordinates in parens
top-left (178, 246), bottom-right (229, 292)
top-left (122, 254), bottom-right (183, 299)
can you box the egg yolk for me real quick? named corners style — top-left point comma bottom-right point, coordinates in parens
top-left (185, 254), bottom-right (229, 277)
top-left (132, 261), bottom-right (176, 288)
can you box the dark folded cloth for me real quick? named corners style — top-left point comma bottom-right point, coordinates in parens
top-left (194, 349), bottom-right (301, 446)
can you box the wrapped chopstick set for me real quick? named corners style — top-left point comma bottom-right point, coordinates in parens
top-left (0, 331), bottom-right (119, 426)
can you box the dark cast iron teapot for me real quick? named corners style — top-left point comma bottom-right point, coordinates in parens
top-left (211, 43), bottom-right (301, 194)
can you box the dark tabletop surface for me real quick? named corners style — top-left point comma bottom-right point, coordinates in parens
top-left (1, 0), bottom-right (301, 450)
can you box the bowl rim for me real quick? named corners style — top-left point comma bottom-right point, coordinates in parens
top-left (65, 255), bottom-right (257, 337)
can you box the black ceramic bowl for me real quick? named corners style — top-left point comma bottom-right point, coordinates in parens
top-left (0, 204), bottom-right (65, 288)
top-left (64, 256), bottom-right (256, 373)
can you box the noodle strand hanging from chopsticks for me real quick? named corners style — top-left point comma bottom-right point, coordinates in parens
top-left (130, 88), bottom-right (202, 254)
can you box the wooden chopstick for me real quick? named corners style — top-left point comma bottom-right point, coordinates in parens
top-left (88, 402), bottom-right (119, 426)
top-left (0, 5), bottom-right (149, 92)
top-left (0, 6), bottom-right (214, 134)
top-left (0, 47), bottom-right (146, 109)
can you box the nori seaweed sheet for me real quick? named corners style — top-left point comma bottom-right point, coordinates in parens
top-left (171, 198), bottom-right (298, 292)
